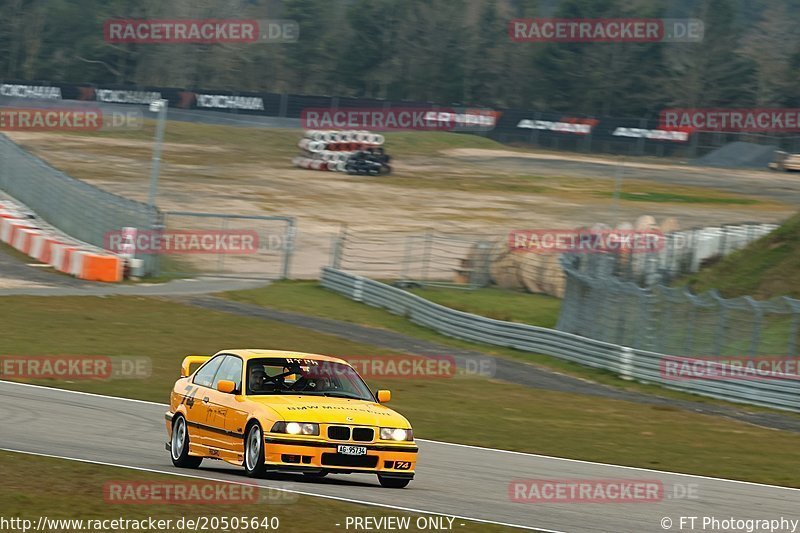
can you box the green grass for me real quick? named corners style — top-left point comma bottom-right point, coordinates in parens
top-left (607, 191), bottom-right (759, 205)
top-left (2, 295), bottom-right (800, 485)
top-left (223, 281), bottom-right (800, 413)
top-left (0, 451), bottom-right (506, 532)
top-left (681, 211), bottom-right (800, 298)
top-left (56, 121), bottom-right (510, 168)
top-left (408, 286), bottom-right (561, 327)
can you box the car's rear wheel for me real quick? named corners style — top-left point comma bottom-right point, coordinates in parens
top-left (170, 415), bottom-right (202, 468)
top-left (244, 423), bottom-right (267, 478)
top-left (377, 475), bottom-right (410, 488)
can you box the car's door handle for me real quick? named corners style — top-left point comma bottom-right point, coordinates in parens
top-left (203, 397), bottom-right (209, 403)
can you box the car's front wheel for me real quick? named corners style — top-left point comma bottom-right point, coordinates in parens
top-left (377, 475), bottom-right (410, 488)
top-left (170, 415), bottom-right (202, 468)
top-left (244, 423), bottom-right (267, 478)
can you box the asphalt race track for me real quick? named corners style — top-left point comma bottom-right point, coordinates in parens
top-left (2, 381), bottom-right (798, 532)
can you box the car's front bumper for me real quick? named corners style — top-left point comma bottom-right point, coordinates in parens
top-left (262, 436), bottom-right (418, 477)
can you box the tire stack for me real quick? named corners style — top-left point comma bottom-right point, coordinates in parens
top-left (292, 130), bottom-right (391, 175)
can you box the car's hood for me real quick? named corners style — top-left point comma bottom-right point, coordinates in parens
top-left (248, 394), bottom-right (410, 428)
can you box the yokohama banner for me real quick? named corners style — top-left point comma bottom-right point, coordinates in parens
top-left (0, 79), bottom-right (693, 141)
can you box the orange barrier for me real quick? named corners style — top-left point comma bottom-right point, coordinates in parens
top-left (80, 253), bottom-right (123, 282)
top-left (0, 207), bottom-right (123, 282)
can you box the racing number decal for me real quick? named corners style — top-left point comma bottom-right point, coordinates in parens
top-left (394, 461), bottom-right (412, 470)
top-left (181, 385), bottom-right (199, 409)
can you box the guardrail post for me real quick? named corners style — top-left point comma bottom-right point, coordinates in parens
top-left (353, 277), bottom-right (364, 302)
top-left (618, 346), bottom-right (634, 380)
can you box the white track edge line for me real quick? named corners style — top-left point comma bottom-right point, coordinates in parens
top-left (3, 379), bottom-right (798, 493)
top-left (0, 447), bottom-right (555, 533)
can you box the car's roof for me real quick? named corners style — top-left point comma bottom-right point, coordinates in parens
top-left (215, 349), bottom-right (350, 365)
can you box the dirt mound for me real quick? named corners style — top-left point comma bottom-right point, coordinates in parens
top-left (693, 142), bottom-right (777, 169)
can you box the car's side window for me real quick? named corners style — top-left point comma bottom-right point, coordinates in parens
top-left (213, 355), bottom-right (243, 392)
top-left (193, 355), bottom-right (225, 389)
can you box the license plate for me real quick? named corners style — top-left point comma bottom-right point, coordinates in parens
top-left (337, 445), bottom-right (367, 456)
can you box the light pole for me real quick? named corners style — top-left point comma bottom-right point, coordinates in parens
top-left (147, 99), bottom-right (168, 207)
top-left (147, 98), bottom-right (168, 277)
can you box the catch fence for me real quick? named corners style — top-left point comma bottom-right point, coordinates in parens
top-left (558, 250), bottom-right (800, 357)
top-left (0, 133), bottom-right (160, 275)
top-left (329, 223), bottom-right (778, 291)
top-left (321, 267), bottom-right (800, 412)
top-left (159, 211), bottom-right (295, 279)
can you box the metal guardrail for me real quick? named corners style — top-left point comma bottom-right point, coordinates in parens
top-left (320, 267), bottom-right (800, 412)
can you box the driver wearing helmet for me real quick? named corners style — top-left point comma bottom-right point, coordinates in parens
top-left (249, 367), bottom-right (269, 392)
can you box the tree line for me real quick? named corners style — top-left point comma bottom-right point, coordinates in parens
top-left (1, 0), bottom-right (798, 117)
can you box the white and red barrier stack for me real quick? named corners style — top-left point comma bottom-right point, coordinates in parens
top-left (0, 201), bottom-right (124, 282)
top-left (292, 130), bottom-right (385, 172)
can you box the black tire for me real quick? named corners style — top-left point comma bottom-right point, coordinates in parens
top-left (377, 475), bottom-right (411, 489)
top-left (244, 423), bottom-right (268, 478)
top-left (170, 415), bottom-right (202, 468)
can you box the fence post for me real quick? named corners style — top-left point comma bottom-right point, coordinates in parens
top-left (151, 210), bottom-right (166, 278)
top-left (683, 290), bottom-right (697, 355)
top-left (330, 224), bottom-right (348, 269)
top-left (786, 297), bottom-right (800, 357)
top-left (711, 291), bottom-right (726, 356)
top-left (279, 93), bottom-right (288, 118)
top-left (400, 235), bottom-right (413, 280)
top-left (744, 296), bottom-right (762, 357)
top-left (281, 219), bottom-right (296, 279)
top-left (421, 229), bottom-right (433, 281)
top-left (217, 217), bottom-right (228, 275)
top-left (689, 131), bottom-right (699, 159)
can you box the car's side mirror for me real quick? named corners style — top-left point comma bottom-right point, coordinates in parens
top-left (376, 390), bottom-right (391, 403)
top-left (217, 380), bottom-right (236, 394)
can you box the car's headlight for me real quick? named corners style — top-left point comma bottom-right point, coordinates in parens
top-left (271, 421), bottom-right (319, 436)
top-left (380, 427), bottom-right (413, 441)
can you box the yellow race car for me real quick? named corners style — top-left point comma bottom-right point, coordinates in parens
top-left (165, 350), bottom-right (417, 488)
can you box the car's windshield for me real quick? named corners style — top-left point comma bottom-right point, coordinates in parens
top-left (245, 357), bottom-right (374, 401)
